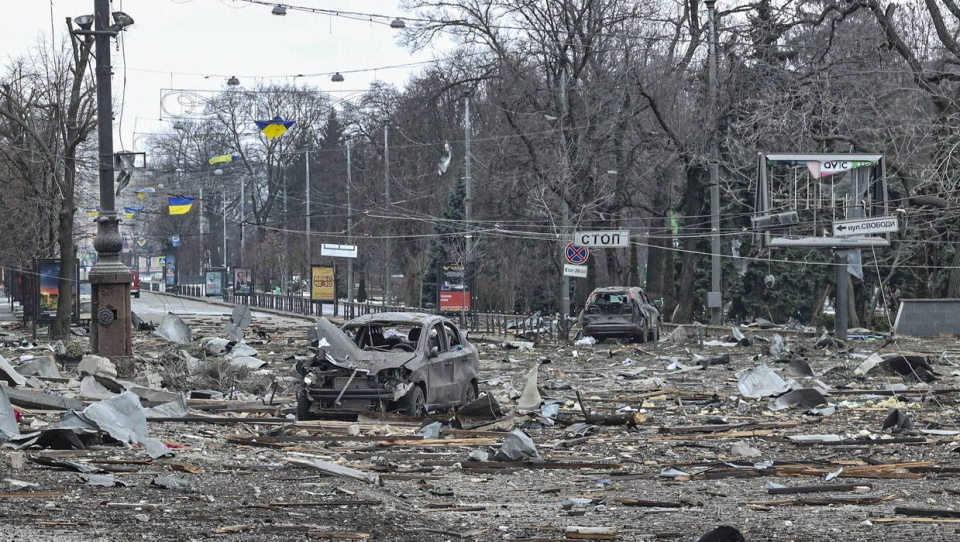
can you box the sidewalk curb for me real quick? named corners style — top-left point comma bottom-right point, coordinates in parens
top-left (149, 290), bottom-right (329, 323)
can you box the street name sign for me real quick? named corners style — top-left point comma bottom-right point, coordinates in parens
top-left (563, 264), bottom-right (587, 278)
top-left (572, 230), bottom-right (630, 247)
top-left (832, 216), bottom-right (898, 237)
top-left (321, 244), bottom-right (358, 258)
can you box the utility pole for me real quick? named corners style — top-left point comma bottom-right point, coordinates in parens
top-left (346, 140), bottom-right (355, 303)
top-left (304, 150), bottom-right (311, 275)
top-left (87, 0), bottom-right (133, 357)
top-left (706, 0), bottom-right (722, 326)
top-left (282, 176), bottom-right (288, 295)
top-left (199, 187), bottom-right (205, 269)
top-left (559, 69), bottom-right (571, 321)
top-left (383, 123), bottom-right (392, 305)
top-left (463, 92), bottom-right (473, 316)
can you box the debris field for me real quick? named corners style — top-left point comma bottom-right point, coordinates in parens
top-left (1, 308), bottom-right (960, 542)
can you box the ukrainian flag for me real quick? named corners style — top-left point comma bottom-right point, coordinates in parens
top-left (208, 154), bottom-right (239, 165)
top-left (168, 196), bottom-right (194, 216)
top-left (85, 207), bottom-right (100, 217)
top-left (255, 116), bottom-right (296, 140)
top-left (124, 206), bottom-right (143, 220)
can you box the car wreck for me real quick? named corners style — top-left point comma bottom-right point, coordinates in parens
top-left (296, 313), bottom-right (480, 418)
top-left (577, 286), bottom-right (661, 343)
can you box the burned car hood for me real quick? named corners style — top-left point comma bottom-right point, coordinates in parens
top-left (311, 317), bottom-right (416, 372)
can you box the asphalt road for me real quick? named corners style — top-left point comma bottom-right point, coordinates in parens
top-left (132, 291), bottom-right (316, 327)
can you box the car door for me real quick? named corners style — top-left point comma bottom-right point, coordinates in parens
top-left (425, 322), bottom-right (457, 403)
top-left (441, 321), bottom-right (474, 401)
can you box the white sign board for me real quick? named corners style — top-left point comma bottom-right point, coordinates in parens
top-left (832, 216), bottom-right (898, 237)
top-left (563, 264), bottom-right (588, 278)
top-left (321, 244), bottom-right (358, 258)
top-left (572, 230), bottom-right (630, 247)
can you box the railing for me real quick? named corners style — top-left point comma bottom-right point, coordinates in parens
top-left (160, 285), bottom-right (573, 340)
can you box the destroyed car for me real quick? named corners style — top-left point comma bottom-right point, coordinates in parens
top-left (296, 313), bottom-right (480, 418)
top-left (577, 286), bottom-right (661, 342)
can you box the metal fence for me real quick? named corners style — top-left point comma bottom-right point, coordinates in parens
top-left (159, 284), bottom-right (570, 340)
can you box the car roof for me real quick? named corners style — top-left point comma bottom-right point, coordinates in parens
top-left (345, 312), bottom-right (441, 326)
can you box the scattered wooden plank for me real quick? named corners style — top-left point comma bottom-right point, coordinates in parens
top-left (564, 526), bottom-right (620, 540)
top-left (251, 500), bottom-right (382, 508)
top-left (614, 498), bottom-right (685, 508)
top-left (894, 506), bottom-right (960, 519)
top-left (0, 492), bottom-right (64, 499)
top-left (746, 494), bottom-right (894, 507)
top-left (214, 524), bottom-right (256, 534)
top-left (873, 518), bottom-right (960, 524)
top-left (648, 430), bottom-right (774, 441)
top-left (768, 484), bottom-right (871, 495)
top-left (376, 438), bottom-right (498, 447)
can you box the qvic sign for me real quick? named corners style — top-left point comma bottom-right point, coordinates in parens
top-left (572, 230), bottom-right (630, 248)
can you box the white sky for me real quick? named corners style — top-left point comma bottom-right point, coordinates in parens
top-left (1, 0), bottom-right (438, 151)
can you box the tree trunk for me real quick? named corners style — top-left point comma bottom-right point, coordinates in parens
top-left (947, 244), bottom-right (960, 297)
top-left (674, 167), bottom-right (706, 323)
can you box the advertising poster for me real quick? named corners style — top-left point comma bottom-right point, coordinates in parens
top-left (438, 261), bottom-right (470, 312)
top-left (35, 260), bottom-right (78, 323)
top-left (233, 268), bottom-right (252, 294)
top-left (204, 269), bottom-right (224, 297)
top-left (310, 266), bottom-right (335, 301)
top-left (37, 260), bottom-right (61, 323)
top-left (165, 252), bottom-right (177, 287)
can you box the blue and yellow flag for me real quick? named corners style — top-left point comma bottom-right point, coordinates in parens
top-left (85, 207), bottom-right (100, 217)
top-left (208, 154), bottom-right (240, 165)
top-left (255, 116), bottom-right (296, 140)
top-left (124, 206), bottom-right (144, 220)
top-left (168, 196), bottom-right (194, 216)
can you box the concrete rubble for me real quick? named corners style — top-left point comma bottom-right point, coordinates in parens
top-left (0, 308), bottom-right (957, 541)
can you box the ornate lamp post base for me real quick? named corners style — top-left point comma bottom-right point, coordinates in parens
top-left (89, 213), bottom-right (133, 358)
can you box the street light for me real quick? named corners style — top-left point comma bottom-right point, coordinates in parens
top-left (227, 76), bottom-right (240, 86)
top-left (390, 18), bottom-right (406, 29)
top-left (331, 72), bottom-right (344, 82)
top-left (272, 4), bottom-right (287, 16)
top-left (75, 0), bottom-right (135, 358)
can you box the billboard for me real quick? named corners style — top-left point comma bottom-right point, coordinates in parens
top-left (233, 267), bottom-right (252, 294)
top-left (310, 266), bottom-right (335, 301)
top-left (438, 261), bottom-right (470, 312)
top-left (204, 269), bottom-right (225, 297)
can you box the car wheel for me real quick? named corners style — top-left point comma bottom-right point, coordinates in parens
top-left (296, 389), bottom-right (312, 421)
top-left (399, 385), bottom-right (426, 416)
top-left (460, 380), bottom-right (478, 407)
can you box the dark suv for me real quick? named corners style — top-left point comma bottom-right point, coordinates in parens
top-left (578, 286), bottom-right (661, 342)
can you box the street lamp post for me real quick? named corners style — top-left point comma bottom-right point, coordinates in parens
top-left (85, 1), bottom-right (135, 358)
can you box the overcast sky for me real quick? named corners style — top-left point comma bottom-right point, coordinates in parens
top-left (1, 0), bottom-right (436, 150)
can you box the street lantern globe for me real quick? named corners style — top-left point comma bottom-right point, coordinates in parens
top-left (272, 4), bottom-right (287, 15)
top-left (331, 72), bottom-right (345, 82)
top-left (390, 18), bottom-right (406, 29)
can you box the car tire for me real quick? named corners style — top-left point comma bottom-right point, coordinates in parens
top-left (460, 380), bottom-right (478, 407)
top-left (399, 385), bottom-right (426, 416)
top-left (296, 389), bottom-right (312, 421)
